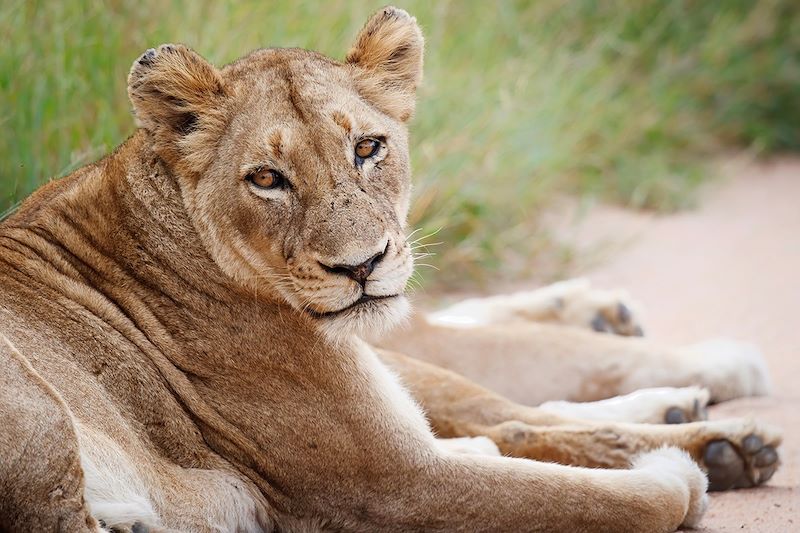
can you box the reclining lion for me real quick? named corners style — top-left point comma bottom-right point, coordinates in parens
top-left (0, 7), bottom-right (781, 532)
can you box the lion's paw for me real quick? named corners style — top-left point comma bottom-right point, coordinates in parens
top-left (539, 386), bottom-right (709, 424)
top-left (525, 278), bottom-right (645, 336)
top-left (662, 387), bottom-right (710, 425)
top-left (682, 338), bottom-right (772, 401)
top-left (701, 420), bottom-right (781, 491)
top-left (427, 278), bottom-right (646, 335)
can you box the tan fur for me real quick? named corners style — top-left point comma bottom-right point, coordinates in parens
top-left (380, 313), bottom-right (771, 405)
top-left (379, 350), bottom-right (779, 470)
top-left (0, 7), bottom-right (779, 532)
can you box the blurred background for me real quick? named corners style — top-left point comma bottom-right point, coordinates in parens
top-left (1, 0), bottom-right (798, 287)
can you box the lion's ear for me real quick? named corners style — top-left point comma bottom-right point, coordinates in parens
top-left (128, 44), bottom-right (227, 168)
top-left (347, 7), bottom-right (424, 122)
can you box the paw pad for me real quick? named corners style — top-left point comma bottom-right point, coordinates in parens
top-left (591, 302), bottom-right (644, 337)
top-left (665, 406), bottom-right (689, 424)
top-left (664, 398), bottom-right (708, 424)
top-left (704, 433), bottom-right (779, 491)
top-left (131, 522), bottom-right (150, 533)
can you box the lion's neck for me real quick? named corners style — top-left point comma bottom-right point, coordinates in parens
top-left (6, 132), bottom-right (218, 290)
top-left (5, 131), bottom-right (303, 353)
top-left (103, 132), bottom-right (234, 299)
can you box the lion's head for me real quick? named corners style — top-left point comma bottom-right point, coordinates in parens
top-left (126, 7), bottom-right (423, 340)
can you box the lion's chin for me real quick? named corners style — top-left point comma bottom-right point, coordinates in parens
top-left (313, 294), bottom-right (411, 344)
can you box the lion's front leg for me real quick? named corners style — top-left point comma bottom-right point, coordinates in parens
top-left (380, 349), bottom-right (781, 492)
top-left (486, 418), bottom-right (781, 492)
top-left (539, 386), bottom-right (710, 424)
top-left (0, 335), bottom-right (100, 533)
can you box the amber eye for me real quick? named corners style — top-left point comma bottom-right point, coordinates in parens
top-left (246, 168), bottom-right (285, 190)
top-left (355, 138), bottom-right (381, 160)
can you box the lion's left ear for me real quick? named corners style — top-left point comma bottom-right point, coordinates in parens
top-left (128, 44), bottom-right (227, 170)
top-left (346, 7), bottom-right (424, 122)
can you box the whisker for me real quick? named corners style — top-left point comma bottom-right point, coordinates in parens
top-left (404, 227), bottom-right (426, 241)
top-left (410, 241), bottom-right (443, 249)
top-left (405, 277), bottom-right (423, 292)
top-left (406, 227), bottom-right (443, 247)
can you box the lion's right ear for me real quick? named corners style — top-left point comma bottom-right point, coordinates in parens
top-left (128, 44), bottom-right (227, 169)
top-left (347, 7), bottom-right (424, 122)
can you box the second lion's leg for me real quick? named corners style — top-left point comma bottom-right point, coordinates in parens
top-left (379, 349), bottom-right (781, 492)
top-left (428, 278), bottom-right (645, 336)
top-left (539, 386), bottom-right (710, 424)
top-left (377, 316), bottom-right (771, 404)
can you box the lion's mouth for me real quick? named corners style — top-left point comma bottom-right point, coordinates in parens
top-left (308, 293), bottom-right (399, 319)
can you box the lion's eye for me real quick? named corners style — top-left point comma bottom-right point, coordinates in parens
top-left (355, 138), bottom-right (381, 160)
top-left (246, 168), bottom-right (285, 189)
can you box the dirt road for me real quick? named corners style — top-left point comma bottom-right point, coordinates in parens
top-left (568, 158), bottom-right (799, 531)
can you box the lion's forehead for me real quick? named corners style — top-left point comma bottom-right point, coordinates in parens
top-left (225, 50), bottom-right (353, 105)
top-left (225, 59), bottom-right (381, 143)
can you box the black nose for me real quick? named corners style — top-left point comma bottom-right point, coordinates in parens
top-left (320, 246), bottom-right (387, 285)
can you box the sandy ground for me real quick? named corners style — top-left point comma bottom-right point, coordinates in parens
top-left (556, 158), bottom-right (799, 532)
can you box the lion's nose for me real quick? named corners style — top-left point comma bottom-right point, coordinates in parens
top-left (319, 246), bottom-right (387, 286)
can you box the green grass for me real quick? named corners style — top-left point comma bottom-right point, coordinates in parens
top-left (2, 0), bottom-right (798, 286)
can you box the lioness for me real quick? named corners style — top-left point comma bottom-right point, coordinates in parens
top-left (0, 7), bottom-right (781, 532)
